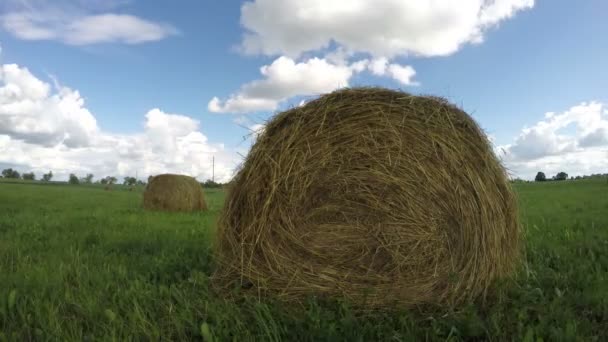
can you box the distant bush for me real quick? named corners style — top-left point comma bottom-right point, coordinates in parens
top-left (534, 172), bottom-right (546, 182)
top-left (123, 176), bottom-right (137, 186)
top-left (81, 174), bottom-right (94, 184)
top-left (22, 172), bottom-right (36, 181)
top-left (42, 171), bottom-right (53, 182)
top-left (1, 168), bottom-right (20, 179)
top-left (555, 172), bottom-right (568, 181)
top-left (69, 174), bottom-right (80, 185)
top-left (100, 176), bottom-right (117, 185)
top-left (202, 179), bottom-right (222, 188)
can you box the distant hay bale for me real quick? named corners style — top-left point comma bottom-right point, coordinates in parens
top-left (212, 87), bottom-right (520, 309)
top-left (143, 174), bottom-right (207, 212)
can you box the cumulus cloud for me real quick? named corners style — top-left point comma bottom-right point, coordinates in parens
top-left (211, 0), bottom-right (530, 114)
top-left (497, 102), bottom-right (608, 179)
top-left (0, 63), bottom-right (238, 182)
top-left (478, 0), bottom-right (535, 26)
top-left (208, 56), bottom-right (355, 113)
top-left (239, 0), bottom-right (534, 58)
top-left (208, 95), bottom-right (278, 114)
top-left (0, 2), bottom-right (177, 45)
top-left (579, 127), bottom-right (608, 147)
top-left (387, 64), bottom-right (418, 85)
top-left (0, 64), bottom-right (98, 147)
top-left (365, 57), bottom-right (418, 85)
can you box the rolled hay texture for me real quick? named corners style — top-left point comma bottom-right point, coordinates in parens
top-left (213, 87), bottom-right (519, 309)
top-left (143, 174), bottom-right (207, 212)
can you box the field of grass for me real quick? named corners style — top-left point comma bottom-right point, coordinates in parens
top-left (1, 178), bottom-right (607, 341)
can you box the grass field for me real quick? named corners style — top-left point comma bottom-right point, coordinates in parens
top-left (1, 179), bottom-right (607, 341)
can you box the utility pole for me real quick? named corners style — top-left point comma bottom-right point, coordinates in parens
top-left (212, 156), bottom-right (215, 183)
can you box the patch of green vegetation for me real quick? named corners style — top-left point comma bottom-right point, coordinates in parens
top-left (1, 179), bottom-right (606, 340)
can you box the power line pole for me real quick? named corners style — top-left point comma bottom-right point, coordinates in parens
top-left (212, 156), bottom-right (215, 183)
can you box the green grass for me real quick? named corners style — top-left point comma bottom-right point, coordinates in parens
top-left (0, 179), bottom-right (606, 341)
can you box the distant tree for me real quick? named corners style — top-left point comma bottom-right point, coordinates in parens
top-left (123, 176), bottom-right (137, 186)
top-left (1, 168), bottom-right (20, 179)
top-left (68, 173), bottom-right (80, 185)
top-left (202, 179), bottom-right (221, 188)
top-left (22, 172), bottom-right (35, 180)
top-left (136, 180), bottom-right (146, 186)
top-left (42, 171), bottom-right (53, 182)
top-left (82, 174), bottom-right (94, 184)
top-left (575, 176), bottom-right (582, 180)
top-left (555, 172), bottom-right (568, 181)
top-left (100, 176), bottom-right (117, 185)
top-left (534, 172), bottom-right (547, 182)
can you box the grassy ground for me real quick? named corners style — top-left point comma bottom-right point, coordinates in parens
top-left (0, 179), bottom-right (606, 341)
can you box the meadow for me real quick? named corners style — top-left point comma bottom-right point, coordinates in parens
top-left (0, 179), bottom-right (606, 341)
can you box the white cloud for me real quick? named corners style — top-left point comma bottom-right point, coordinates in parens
top-left (0, 2), bottom-right (177, 45)
top-left (479, 0), bottom-right (535, 26)
top-left (208, 56), bottom-right (354, 113)
top-left (498, 102), bottom-right (608, 179)
top-left (239, 0), bottom-right (534, 58)
top-left (369, 57), bottom-right (389, 76)
top-left (365, 57), bottom-right (418, 85)
top-left (0, 63), bottom-right (239, 182)
top-left (0, 64), bottom-right (98, 147)
top-left (212, 0), bottom-right (529, 114)
top-left (387, 64), bottom-right (417, 86)
top-left (208, 95), bottom-right (278, 114)
top-left (349, 59), bottom-right (368, 73)
top-left (249, 123), bottom-right (266, 139)
top-left (63, 14), bottom-right (177, 45)
top-left (579, 127), bottom-right (608, 147)
top-left (0, 13), bottom-right (57, 40)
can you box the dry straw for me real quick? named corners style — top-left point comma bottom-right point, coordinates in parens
top-left (213, 87), bottom-right (520, 309)
top-left (143, 174), bottom-right (207, 212)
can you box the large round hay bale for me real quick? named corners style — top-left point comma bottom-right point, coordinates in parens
top-left (143, 174), bottom-right (207, 212)
top-left (213, 87), bottom-right (519, 309)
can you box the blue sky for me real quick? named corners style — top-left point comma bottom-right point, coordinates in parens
top-left (0, 0), bottom-right (607, 181)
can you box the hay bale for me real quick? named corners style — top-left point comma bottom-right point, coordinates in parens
top-left (213, 87), bottom-right (520, 309)
top-left (143, 174), bottom-right (207, 212)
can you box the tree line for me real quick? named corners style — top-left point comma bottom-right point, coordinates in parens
top-left (0, 168), bottom-right (142, 186)
top-left (1, 168), bottom-right (53, 181)
top-left (1, 168), bottom-right (225, 188)
top-left (532, 171), bottom-right (608, 182)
